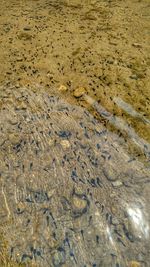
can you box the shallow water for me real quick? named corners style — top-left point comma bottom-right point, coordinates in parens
top-left (0, 1), bottom-right (150, 267)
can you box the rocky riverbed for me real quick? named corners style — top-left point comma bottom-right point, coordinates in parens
top-left (0, 85), bottom-right (149, 267)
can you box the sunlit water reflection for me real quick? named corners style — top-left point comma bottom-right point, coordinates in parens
top-left (0, 85), bottom-right (149, 267)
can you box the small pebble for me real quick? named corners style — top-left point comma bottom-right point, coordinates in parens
top-left (73, 87), bottom-right (86, 98)
top-left (128, 261), bottom-right (141, 267)
top-left (112, 180), bottom-right (123, 187)
top-left (72, 196), bottom-right (87, 210)
top-left (58, 84), bottom-right (68, 92)
top-left (132, 43), bottom-right (142, 48)
top-left (60, 140), bottom-right (70, 149)
top-left (103, 165), bottom-right (118, 181)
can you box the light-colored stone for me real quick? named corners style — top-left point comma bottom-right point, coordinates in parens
top-left (72, 196), bottom-right (87, 210)
top-left (112, 180), bottom-right (123, 187)
top-left (73, 87), bottom-right (86, 98)
top-left (58, 84), bottom-right (68, 92)
top-left (60, 140), bottom-right (70, 149)
top-left (129, 261), bottom-right (141, 267)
